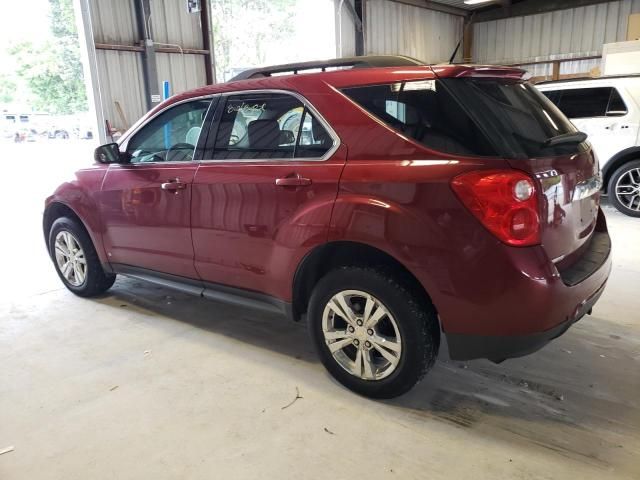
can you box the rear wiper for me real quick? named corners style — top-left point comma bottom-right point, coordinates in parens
top-left (544, 131), bottom-right (587, 147)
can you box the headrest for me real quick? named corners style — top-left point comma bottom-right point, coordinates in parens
top-left (185, 126), bottom-right (201, 146)
top-left (248, 119), bottom-right (280, 150)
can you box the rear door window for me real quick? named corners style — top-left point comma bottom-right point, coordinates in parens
top-left (542, 87), bottom-right (628, 118)
top-left (212, 93), bottom-right (333, 160)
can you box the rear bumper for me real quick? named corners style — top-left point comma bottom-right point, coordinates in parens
top-left (443, 216), bottom-right (612, 362)
top-left (446, 279), bottom-right (607, 362)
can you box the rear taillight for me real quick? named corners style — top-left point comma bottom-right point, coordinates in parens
top-left (451, 170), bottom-right (540, 247)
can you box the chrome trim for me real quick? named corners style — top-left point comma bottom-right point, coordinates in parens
top-left (109, 161), bottom-right (201, 168)
top-left (199, 89), bottom-right (340, 163)
top-left (573, 173), bottom-right (603, 201)
top-left (116, 89), bottom-right (340, 165)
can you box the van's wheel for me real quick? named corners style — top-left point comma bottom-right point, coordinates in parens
top-left (308, 266), bottom-right (439, 399)
top-left (48, 217), bottom-right (116, 297)
top-left (609, 160), bottom-right (640, 217)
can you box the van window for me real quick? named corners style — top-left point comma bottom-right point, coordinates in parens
top-left (541, 87), bottom-right (627, 118)
top-left (606, 88), bottom-right (627, 116)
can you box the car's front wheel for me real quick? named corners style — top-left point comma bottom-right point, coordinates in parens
top-left (609, 160), bottom-right (640, 217)
top-left (308, 266), bottom-right (439, 399)
top-left (49, 217), bottom-right (116, 297)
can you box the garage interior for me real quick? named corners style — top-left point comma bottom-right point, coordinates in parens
top-left (1, 0), bottom-right (639, 479)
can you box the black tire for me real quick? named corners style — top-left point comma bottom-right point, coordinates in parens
top-left (48, 217), bottom-right (116, 297)
top-left (608, 160), bottom-right (640, 217)
top-left (308, 266), bottom-right (439, 399)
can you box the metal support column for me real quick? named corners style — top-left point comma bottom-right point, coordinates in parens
top-left (200, 0), bottom-right (216, 84)
top-left (354, 0), bottom-right (364, 56)
top-left (344, 0), bottom-right (364, 56)
top-left (134, 0), bottom-right (161, 110)
top-left (73, 0), bottom-right (107, 145)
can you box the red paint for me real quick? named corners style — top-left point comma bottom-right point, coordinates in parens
top-left (44, 62), bottom-right (611, 355)
top-left (99, 163), bottom-right (199, 278)
top-left (191, 145), bottom-right (348, 299)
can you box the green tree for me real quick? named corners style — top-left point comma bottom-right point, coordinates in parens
top-left (10, 0), bottom-right (86, 114)
top-left (211, 0), bottom-right (297, 81)
top-left (0, 74), bottom-right (16, 104)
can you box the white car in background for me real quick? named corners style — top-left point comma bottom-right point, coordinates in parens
top-left (538, 76), bottom-right (640, 217)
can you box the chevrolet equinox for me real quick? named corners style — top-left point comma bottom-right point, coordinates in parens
top-left (44, 56), bottom-right (612, 398)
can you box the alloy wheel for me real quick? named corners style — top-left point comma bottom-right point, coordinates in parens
top-left (615, 167), bottom-right (640, 212)
top-left (54, 231), bottom-right (87, 287)
top-left (321, 290), bottom-right (402, 381)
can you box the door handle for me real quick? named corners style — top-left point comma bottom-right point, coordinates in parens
top-left (161, 179), bottom-right (187, 192)
top-left (275, 175), bottom-right (312, 187)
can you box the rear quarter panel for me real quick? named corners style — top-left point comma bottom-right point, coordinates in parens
top-left (312, 77), bottom-right (584, 336)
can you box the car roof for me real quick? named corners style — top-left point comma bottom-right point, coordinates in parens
top-left (150, 56), bottom-right (527, 115)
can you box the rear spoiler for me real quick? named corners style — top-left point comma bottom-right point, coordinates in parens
top-left (432, 65), bottom-right (529, 80)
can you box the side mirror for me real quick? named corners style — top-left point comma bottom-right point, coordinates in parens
top-left (94, 143), bottom-right (125, 164)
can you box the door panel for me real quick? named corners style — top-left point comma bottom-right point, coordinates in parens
top-left (191, 91), bottom-right (344, 301)
top-left (100, 164), bottom-right (199, 278)
top-left (191, 151), bottom-right (346, 301)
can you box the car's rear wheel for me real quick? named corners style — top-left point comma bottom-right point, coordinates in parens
top-left (308, 266), bottom-right (439, 399)
top-left (609, 160), bottom-right (640, 217)
top-left (49, 217), bottom-right (116, 297)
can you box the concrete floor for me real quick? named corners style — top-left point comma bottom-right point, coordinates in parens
top-left (1, 142), bottom-right (639, 479)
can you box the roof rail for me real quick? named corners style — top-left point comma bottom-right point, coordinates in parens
top-left (229, 55), bottom-right (425, 81)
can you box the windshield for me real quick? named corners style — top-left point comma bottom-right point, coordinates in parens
top-left (441, 78), bottom-right (588, 159)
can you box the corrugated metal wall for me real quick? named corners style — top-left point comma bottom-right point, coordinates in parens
top-left (473, 0), bottom-right (640, 76)
top-left (335, 0), bottom-right (357, 57)
top-left (88, 0), bottom-right (207, 132)
top-left (365, 0), bottom-right (464, 63)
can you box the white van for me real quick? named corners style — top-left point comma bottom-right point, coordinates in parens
top-left (537, 76), bottom-right (640, 217)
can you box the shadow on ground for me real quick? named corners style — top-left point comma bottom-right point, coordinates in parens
top-left (100, 275), bottom-right (639, 475)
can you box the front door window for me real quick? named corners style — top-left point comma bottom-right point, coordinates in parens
top-left (126, 99), bottom-right (211, 163)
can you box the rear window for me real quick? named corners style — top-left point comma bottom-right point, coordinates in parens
top-left (342, 80), bottom-right (497, 157)
top-left (542, 87), bottom-right (628, 118)
top-left (343, 79), bottom-right (586, 159)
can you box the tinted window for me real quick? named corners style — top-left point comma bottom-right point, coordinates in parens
top-left (543, 87), bottom-right (628, 119)
top-left (290, 109), bottom-right (334, 158)
top-left (213, 93), bottom-right (332, 160)
top-left (606, 88), bottom-right (627, 116)
top-left (342, 80), bottom-right (497, 157)
top-left (557, 88), bottom-right (610, 118)
top-left (542, 90), bottom-right (561, 106)
top-left (127, 99), bottom-right (211, 163)
top-left (441, 78), bottom-right (585, 158)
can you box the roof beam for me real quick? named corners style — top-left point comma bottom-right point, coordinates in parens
top-left (385, 0), bottom-right (468, 17)
top-left (472, 0), bottom-right (613, 23)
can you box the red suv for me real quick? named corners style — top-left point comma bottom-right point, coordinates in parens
top-left (44, 56), bottom-right (611, 398)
